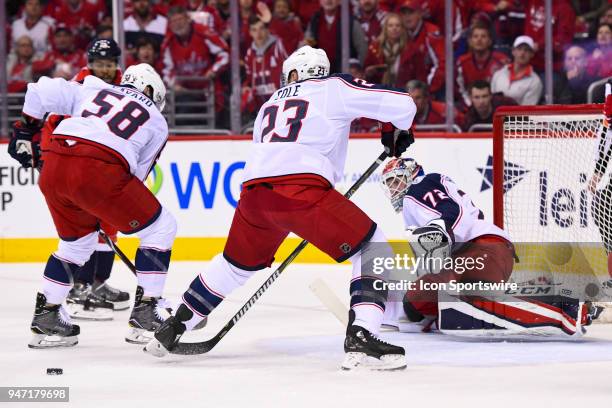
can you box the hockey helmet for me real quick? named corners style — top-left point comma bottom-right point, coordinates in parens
top-left (381, 158), bottom-right (424, 212)
top-left (121, 63), bottom-right (166, 111)
top-left (281, 45), bottom-right (330, 86)
top-left (87, 38), bottom-right (121, 63)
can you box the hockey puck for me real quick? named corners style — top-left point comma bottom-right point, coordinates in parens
top-left (46, 368), bottom-right (63, 375)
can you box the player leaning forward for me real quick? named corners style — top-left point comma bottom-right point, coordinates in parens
top-left (20, 64), bottom-right (177, 348)
top-left (145, 46), bottom-right (416, 370)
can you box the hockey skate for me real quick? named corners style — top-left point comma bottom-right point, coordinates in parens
top-left (29, 292), bottom-right (80, 349)
top-left (126, 286), bottom-right (169, 344)
top-left (92, 281), bottom-right (130, 310)
top-left (66, 282), bottom-right (114, 321)
top-left (341, 310), bottom-right (406, 371)
top-left (144, 304), bottom-right (195, 357)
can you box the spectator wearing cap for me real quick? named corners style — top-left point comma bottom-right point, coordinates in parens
top-left (363, 13), bottom-right (406, 85)
top-left (355, 0), bottom-right (387, 45)
top-left (461, 80), bottom-right (517, 132)
top-left (554, 45), bottom-right (595, 104)
top-left (304, 0), bottom-right (368, 73)
top-left (407, 79), bottom-right (464, 126)
top-left (47, 0), bottom-right (106, 50)
top-left (11, 0), bottom-right (54, 55)
top-left (126, 37), bottom-right (164, 74)
top-left (32, 25), bottom-right (86, 79)
top-left (242, 16), bottom-right (288, 117)
top-left (124, 0), bottom-right (168, 51)
top-left (395, 0), bottom-right (446, 94)
top-left (491, 35), bottom-right (542, 105)
top-left (586, 23), bottom-right (612, 79)
top-left (524, 0), bottom-right (576, 72)
top-left (456, 22), bottom-right (510, 107)
top-left (7, 36), bottom-right (39, 93)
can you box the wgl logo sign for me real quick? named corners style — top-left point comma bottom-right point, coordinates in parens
top-left (170, 162), bottom-right (245, 209)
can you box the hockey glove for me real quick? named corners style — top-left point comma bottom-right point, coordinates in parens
top-left (406, 219), bottom-right (452, 276)
top-left (8, 119), bottom-right (42, 169)
top-left (381, 123), bottom-right (415, 158)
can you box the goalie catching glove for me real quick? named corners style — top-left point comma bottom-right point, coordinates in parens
top-left (406, 219), bottom-right (453, 276)
top-left (380, 123), bottom-right (414, 158)
top-left (8, 116), bottom-right (43, 169)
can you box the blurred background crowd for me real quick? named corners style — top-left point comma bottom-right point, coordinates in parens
top-left (3, 0), bottom-right (612, 134)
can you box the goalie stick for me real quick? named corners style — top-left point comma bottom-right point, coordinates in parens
top-left (168, 150), bottom-right (390, 355)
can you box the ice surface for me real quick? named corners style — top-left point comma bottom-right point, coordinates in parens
top-left (1, 262), bottom-right (612, 408)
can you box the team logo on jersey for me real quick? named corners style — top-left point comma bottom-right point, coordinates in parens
top-left (477, 155), bottom-right (529, 193)
top-left (146, 164), bottom-right (163, 195)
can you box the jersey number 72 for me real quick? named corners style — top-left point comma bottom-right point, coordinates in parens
top-left (260, 99), bottom-right (309, 142)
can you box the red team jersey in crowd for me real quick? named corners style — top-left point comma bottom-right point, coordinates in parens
top-left (243, 38), bottom-right (288, 112)
top-left (396, 21), bottom-right (445, 92)
top-left (456, 51), bottom-right (510, 106)
top-left (268, 16), bottom-right (304, 54)
top-left (171, 0), bottom-right (226, 34)
top-left (524, 0), bottom-right (576, 72)
top-left (46, 0), bottom-right (106, 49)
top-left (355, 8), bottom-right (387, 44)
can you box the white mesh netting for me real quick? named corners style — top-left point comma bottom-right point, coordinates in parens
top-left (498, 110), bottom-right (612, 319)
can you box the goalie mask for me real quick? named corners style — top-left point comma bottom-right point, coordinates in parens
top-left (281, 45), bottom-right (330, 86)
top-left (381, 158), bottom-right (424, 212)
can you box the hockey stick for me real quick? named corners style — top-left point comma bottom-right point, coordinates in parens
top-left (170, 150), bottom-right (389, 355)
top-left (99, 230), bottom-right (137, 277)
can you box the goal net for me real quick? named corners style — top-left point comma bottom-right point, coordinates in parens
top-left (493, 104), bottom-right (612, 320)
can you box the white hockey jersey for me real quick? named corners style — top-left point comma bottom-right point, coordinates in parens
top-left (22, 75), bottom-right (168, 181)
top-left (402, 173), bottom-right (510, 243)
top-left (242, 74), bottom-right (416, 185)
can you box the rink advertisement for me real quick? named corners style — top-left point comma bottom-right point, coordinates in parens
top-left (0, 136), bottom-right (492, 262)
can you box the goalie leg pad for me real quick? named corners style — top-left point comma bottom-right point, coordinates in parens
top-left (438, 291), bottom-right (587, 338)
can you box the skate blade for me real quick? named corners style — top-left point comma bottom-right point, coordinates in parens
top-left (66, 304), bottom-right (113, 321)
top-left (125, 327), bottom-right (155, 345)
top-left (109, 300), bottom-right (130, 311)
top-left (341, 352), bottom-right (407, 371)
top-left (28, 334), bottom-right (78, 349)
top-left (143, 338), bottom-right (169, 358)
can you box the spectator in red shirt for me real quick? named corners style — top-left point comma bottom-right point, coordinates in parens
top-left (11, 0), bottom-right (53, 55)
top-left (456, 22), bottom-right (510, 107)
top-left (364, 13), bottom-right (406, 85)
top-left (126, 36), bottom-right (164, 75)
top-left (304, 0), bottom-right (368, 73)
top-left (171, 0), bottom-right (226, 35)
top-left (524, 0), bottom-right (576, 72)
top-left (293, 0), bottom-right (321, 28)
top-left (587, 23), bottom-right (612, 79)
top-left (162, 5), bottom-right (229, 118)
top-left (421, 0), bottom-right (469, 43)
top-left (242, 16), bottom-right (288, 117)
top-left (356, 0), bottom-right (387, 44)
top-left (267, 0), bottom-right (304, 54)
top-left (395, 0), bottom-right (445, 94)
top-left (32, 25), bottom-right (86, 80)
top-left (7, 36), bottom-right (37, 93)
top-left (406, 79), bottom-right (463, 126)
top-left (461, 80), bottom-right (517, 132)
top-left (46, 0), bottom-right (106, 50)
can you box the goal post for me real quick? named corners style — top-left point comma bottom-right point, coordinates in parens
top-left (492, 104), bottom-right (611, 318)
